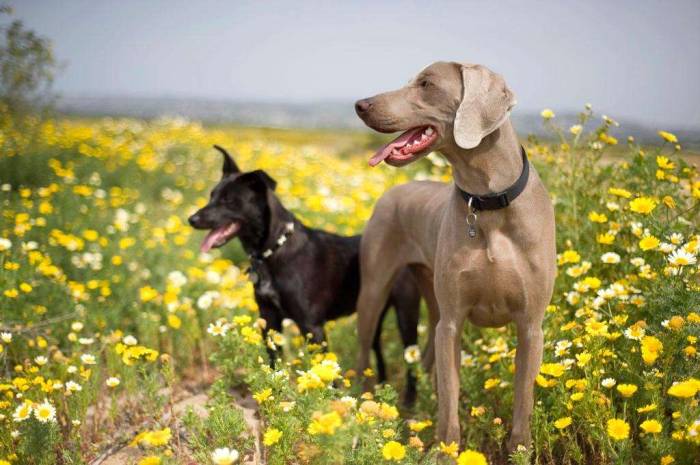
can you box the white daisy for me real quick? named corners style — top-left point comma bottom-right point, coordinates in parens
top-left (659, 242), bottom-right (675, 254)
top-left (65, 381), bottom-right (82, 392)
top-left (12, 402), bottom-right (33, 422)
top-left (601, 378), bottom-right (617, 388)
top-left (34, 399), bottom-right (56, 423)
top-left (0, 237), bottom-right (12, 251)
top-left (668, 249), bottom-right (697, 267)
top-left (211, 447), bottom-right (240, 465)
top-left (403, 345), bottom-right (421, 364)
top-left (207, 321), bottom-right (230, 337)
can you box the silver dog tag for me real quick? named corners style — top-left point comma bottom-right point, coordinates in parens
top-left (466, 211), bottom-right (478, 238)
top-left (466, 197), bottom-right (478, 238)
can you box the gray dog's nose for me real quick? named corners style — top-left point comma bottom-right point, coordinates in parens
top-left (188, 214), bottom-right (200, 227)
top-left (355, 98), bottom-right (372, 115)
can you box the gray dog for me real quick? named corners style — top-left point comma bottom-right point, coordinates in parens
top-left (354, 61), bottom-right (556, 451)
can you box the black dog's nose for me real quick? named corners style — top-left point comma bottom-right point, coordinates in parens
top-left (355, 98), bottom-right (372, 115)
top-left (188, 214), bottom-right (200, 227)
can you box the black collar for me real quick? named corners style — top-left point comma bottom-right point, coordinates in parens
top-left (249, 221), bottom-right (295, 261)
top-left (456, 146), bottom-right (529, 211)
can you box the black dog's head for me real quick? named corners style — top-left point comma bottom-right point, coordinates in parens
top-left (188, 145), bottom-right (277, 253)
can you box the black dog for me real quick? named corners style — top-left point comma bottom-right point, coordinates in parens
top-left (188, 146), bottom-right (421, 403)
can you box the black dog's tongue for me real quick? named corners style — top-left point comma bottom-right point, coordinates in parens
top-left (200, 223), bottom-right (239, 253)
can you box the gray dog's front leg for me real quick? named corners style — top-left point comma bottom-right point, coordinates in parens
top-left (508, 322), bottom-right (544, 451)
top-left (435, 317), bottom-right (462, 445)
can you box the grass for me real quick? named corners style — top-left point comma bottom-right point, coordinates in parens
top-left (0, 106), bottom-right (699, 465)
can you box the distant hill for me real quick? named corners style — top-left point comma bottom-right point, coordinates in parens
top-left (57, 95), bottom-right (700, 149)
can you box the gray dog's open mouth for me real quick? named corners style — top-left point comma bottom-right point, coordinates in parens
top-left (200, 222), bottom-right (240, 253)
top-left (369, 125), bottom-right (438, 167)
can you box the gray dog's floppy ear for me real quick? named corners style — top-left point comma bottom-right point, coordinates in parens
top-left (214, 145), bottom-right (240, 175)
top-left (453, 64), bottom-right (517, 149)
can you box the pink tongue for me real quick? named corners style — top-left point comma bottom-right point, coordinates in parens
top-left (368, 127), bottom-right (424, 167)
top-left (200, 224), bottom-right (237, 253)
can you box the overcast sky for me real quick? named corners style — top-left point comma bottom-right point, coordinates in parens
top-left (8, 0), bottom-right (700, 128)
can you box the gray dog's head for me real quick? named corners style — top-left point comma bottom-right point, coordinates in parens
top-left (355, 61), bottom-right (516, 167)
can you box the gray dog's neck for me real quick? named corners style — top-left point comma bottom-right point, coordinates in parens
top-left (442, 120), bottom-right (523, 196)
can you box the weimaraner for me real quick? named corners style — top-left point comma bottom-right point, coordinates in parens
top-left (354, 61), bottom-right (556, 452)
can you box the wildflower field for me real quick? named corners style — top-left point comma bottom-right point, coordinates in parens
top-left (1, 107), bottom-right (699, 465)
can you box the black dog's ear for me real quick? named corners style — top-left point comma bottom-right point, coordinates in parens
top-left (214, 145), bottom-right (240, 176)
top-left (238, 170), bottom-right (277, 192)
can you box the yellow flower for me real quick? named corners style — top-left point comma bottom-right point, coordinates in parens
top-left (667, 380), bottom-right (699, 398)
top-left (629, 197), bottom-right (657, 215)
top-left (308, 411), bottom-right (342, 435)
top-left (540, 363), bottom-right (566, 378)
top-left (536, 374), bottom-right (557, 388)
top-left (640, 336), bottom-right (663, 365)
top-left (457, 450), bottom-right (489, 465)
top-left (139, 286), bottom-right (159, 302)
top-left (408, 419), bottom-right (432, 432)
top-left (141, 428), bottom-right (171, 447)
top-left (382, 441), bottom-right (406, 461)
top-left (483, 378), bottom-right (500, 390)
top-left (554, 417), bottom-right (572, 430)
top-left (588, 211), bottom-right (608, 223)
top-left (439, 441), bottom-right (459, 458)
top-left (408, 436), bottom-right (424, 450)
top-left (167, 313), bottom-right (181, 329)
top-left (253, 388), bottom-right (273, 404)
top-left (656, 155), bottom-right (675, 170)
top-left (597, 233), bottom-right (615, 244)
top-left (575, 352), bottom-right (592, 367)
top-left (378, 403), bottom-right (399, 420)
top-left (639, 235), bottom-right (660, 251)
top-left (640, 419), bottom-right (662, 434)
top-left (541, 109), bottom-right (555, 119)
top-left (616, 384), bottom-right (638, 397)
top-left (263, 427), bottom-right (282, 446)
top-left (658, 130), bottom-right (678, 143)
top-left (606, 418), bottom-right (630, 441)
top-left (558, 249), bottom-right (581, 265)
top-left (137, 457), bottom-right (161, 465)
top-left (637, 403), bottom-right (657, 413)
top-left (660, 455), bottom-right (675, 465)
top-left (599, 133), bottom-right (618, 145)
top-left (309, 359), bottom-right (341, 383)
top-left (608, 187), bottom-right (632, 198)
